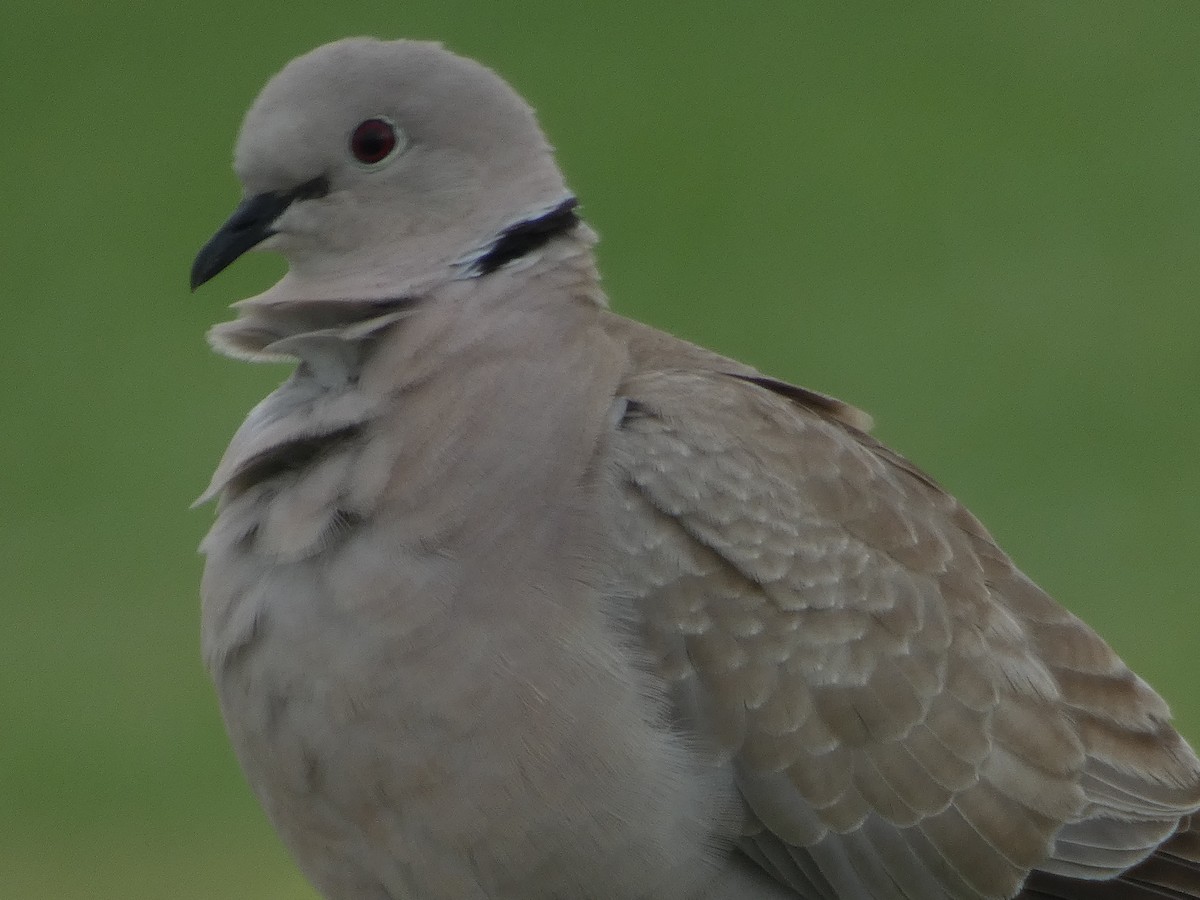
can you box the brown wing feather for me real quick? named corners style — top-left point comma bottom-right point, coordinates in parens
top-left (608, 364), bottom-right (1200, 900)
top-left (1021, 819), bottom-right (1200, 898)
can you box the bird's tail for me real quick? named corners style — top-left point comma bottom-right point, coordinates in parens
top-left (1021, 817), bottom-right (1200, 899)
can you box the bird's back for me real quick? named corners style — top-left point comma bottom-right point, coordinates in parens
top-left (601, 313), bottom-right (1200, 899)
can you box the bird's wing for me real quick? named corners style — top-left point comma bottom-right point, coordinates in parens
top-left (606, 362), bottom-right (1200, 900)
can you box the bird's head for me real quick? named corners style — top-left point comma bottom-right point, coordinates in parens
top-left (191, 38), bottom-right (573, 296)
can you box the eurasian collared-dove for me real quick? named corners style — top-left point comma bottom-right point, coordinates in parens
top-left (190, 38), bottom-right (1200, 900)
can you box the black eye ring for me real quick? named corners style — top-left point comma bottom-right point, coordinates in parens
top-left (350, 117), bottom-right (402, 165)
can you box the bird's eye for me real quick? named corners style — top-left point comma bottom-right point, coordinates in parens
top-left (350, 117), bottom-right (401, 165)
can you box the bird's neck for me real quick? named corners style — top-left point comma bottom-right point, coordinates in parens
top-left (197, 226), bottom-right (610, 509)
top-left (205, 204), bottom-right (603, 363)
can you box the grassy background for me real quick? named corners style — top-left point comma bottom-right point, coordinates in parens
top-left (4, 3), bottom-right (1199, 896)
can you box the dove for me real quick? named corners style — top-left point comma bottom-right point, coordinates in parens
top-left (190, 37), bottom-right (1200, 899)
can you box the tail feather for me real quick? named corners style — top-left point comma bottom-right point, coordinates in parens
top-left (1021, 819), bottom-right (1200, 900)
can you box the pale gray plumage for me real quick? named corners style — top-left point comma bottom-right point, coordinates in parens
top-left (191, 37), bottom-right (1200, 900)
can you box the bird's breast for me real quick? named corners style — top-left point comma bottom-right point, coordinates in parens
top-left (195, 306), bottom-right (745, 896)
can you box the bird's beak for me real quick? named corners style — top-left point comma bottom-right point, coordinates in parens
top-left (190, 176), bottom-right (329, 290)
top-left (191, 191), bottom-right (292, 290)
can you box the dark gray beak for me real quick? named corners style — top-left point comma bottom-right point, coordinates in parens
top-left (190, 176), bottom-right (329, 290)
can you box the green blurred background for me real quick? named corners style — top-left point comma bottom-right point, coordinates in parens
top-left (4, 3), bottom-right (1199, 897)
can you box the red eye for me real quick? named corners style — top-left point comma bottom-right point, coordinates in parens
top-left (350, 118), bottom-right (398, 164)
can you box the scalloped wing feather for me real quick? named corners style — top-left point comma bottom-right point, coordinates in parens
top-left (607, 362), bottom-right (1200, 899)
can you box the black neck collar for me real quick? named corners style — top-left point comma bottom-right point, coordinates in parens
top-left (470, 197), bottom-right (580, 276)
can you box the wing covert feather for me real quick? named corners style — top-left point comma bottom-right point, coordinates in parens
top-left (607, 368), bottom-right (1200, 899)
